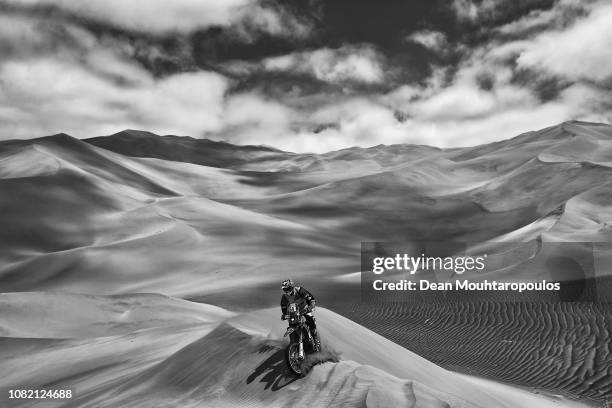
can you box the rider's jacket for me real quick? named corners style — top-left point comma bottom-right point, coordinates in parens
top-left (281, 286), bottom-right (315, 315)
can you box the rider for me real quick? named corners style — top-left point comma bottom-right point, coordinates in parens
top-left (280, 279), bottom-right (320, 348)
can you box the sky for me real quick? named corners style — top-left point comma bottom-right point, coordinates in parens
top-left (0, 0), bottom-right (611, 152)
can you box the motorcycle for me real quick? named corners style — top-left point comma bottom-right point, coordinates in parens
top-left (283, 302), bottom-right (320, 376)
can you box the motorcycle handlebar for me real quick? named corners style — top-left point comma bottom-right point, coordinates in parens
top-left (283, 305), bottom-right (314, 320)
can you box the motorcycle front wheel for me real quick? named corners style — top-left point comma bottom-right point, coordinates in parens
top-left (285, 343), bottom-right (304, 377)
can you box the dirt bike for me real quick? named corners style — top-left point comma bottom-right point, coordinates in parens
top-left (283, 302), bottom-right (320, 376)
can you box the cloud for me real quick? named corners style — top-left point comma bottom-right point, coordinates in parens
top-left (229, 98), bottom-right (407, 153)
top-left (451, 0), bottom-right (480, 22)
top-left (450, 0), bottom-right (555, 24)
top-left (390, 0), bottom-right (611, 137)
top-left (0, 12), bottom-right (228, 140)
top-left (371, 4), bottom-right (612, 149)
top-left (406, 30), bottom-right (448, 52)
top-left (407, 81), bottom-right (612, 148)
top-left (402, 100), bottom-right (572, 147)
top-left (4, 0), bottom-right (251, 33)
top-left (412, 84), bottom-right (519, 120)
top-left (263, 45), bottom-right (385, 84)
top-left (0, 11), bottom-right (193, 80)
top-left (264, 0), bottom-right (612, 154)
top-left (516, 2), bottom-right (612, 82)
top-left (233, 3), bottom-right (315, 40)
top-left (0, 56), bottom-right (228, 139)
top-left (0, 11), bottom-right (305, 143)
top-left (1, 0), bottom-right (610, 153)
top-left (228, 92), bottom-right (576, 153)
top-left (0, 13), bottom-right (98, 60)
top-left (217, 93), bottom-right (294, 144)
top-left (2, 0), bottom-right (311, 36)
top-left (281, 83), bottom-right (592, 153)
top-left (495, 0), bottom-right (586, 36)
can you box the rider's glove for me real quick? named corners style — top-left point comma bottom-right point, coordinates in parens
top-left (310, 301), bottom-right (316, 312)
top-left (281, 314), bottom-right (286, 320)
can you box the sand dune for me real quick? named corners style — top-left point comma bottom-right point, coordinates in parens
top-left (0, 292), bottom-right (233, 338)
top-left (0, 294), bottom-right (590, 408)
top-left (2, 121), bottom-right (612, 404)
top-left (333, 299), bottom-right (612, 402)
top-left (221, 121), bottom-right (612, 244)
top-left (3, 121), bottom-right (612, 294)
top-left (85, 129), bottom-right (292, 170)
top-left (0, 134), bottom-right (337, 294)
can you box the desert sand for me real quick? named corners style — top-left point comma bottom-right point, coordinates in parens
top-left (2, 122), bottom-right (612, 294)
top-left (0, 293), bottom-right (593, 408)
top-left (1, 121), bottom-right (612, 406)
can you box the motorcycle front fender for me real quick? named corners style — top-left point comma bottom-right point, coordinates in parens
top-left (284, 327), bottom-right (296, 337)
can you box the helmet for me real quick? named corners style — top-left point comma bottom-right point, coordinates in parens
top-left (281, 279), bottom-right (294, 294)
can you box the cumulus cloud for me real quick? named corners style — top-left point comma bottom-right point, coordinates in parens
top-left (413, 85), bottom-right (513, 120)
top-left (366, 0), bottom-right (610, 151)
top-left (3, 0), bottom-right (253, 33)
top-left (450, 0), bottom-right (554, 24)
top-left (263, 45), bottom-right (385, 84)
top-left (0, 11), bottom-right (302, 143)
top-left (495, 0), bottom-right (586, 36)
top-left (230, 92), bottom-right (578, 153)
top-left (516, 2), bottom-right (612, 82)
top-left (269, 0), bottom-right (612, 153)
top-left (287, 83), bottom-right (591, 152)
top-left (235, 98), bottom-right (407, 153)
top-left (3, 0), bottom-right (314, 39)
top-left (0, 57), bottom-right (229, 139)
top-left (233, 3), bottom-right (315, 40)
top-left (0, 10), bottom-right (236, 139)
top-left (406, 30), bottom-right (448, 52)
top-left (217, 93), bottom-right (294, 144)
top-left (212, 56), bottom-right (584, 152)
top-left (403, 100), bottom-right (572, 147)
top-left (451, 0), bottom-right (480, 22)
top-left (0, 0), bottom-right (610, 152)
top-left (0, 13), bottom-right (97, 61)
top-left (312, 101), bottom-right (405, 145)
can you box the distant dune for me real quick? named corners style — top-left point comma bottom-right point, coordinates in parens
top-left (1, 121), bottom-right (612, 404)
top-left (2, 121), bottom-right (612, 293)
top-left (86, 130), bottom-right (290, 170)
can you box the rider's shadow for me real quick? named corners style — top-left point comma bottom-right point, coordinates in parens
top-left (246, 345), bottom-right (298, 391)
